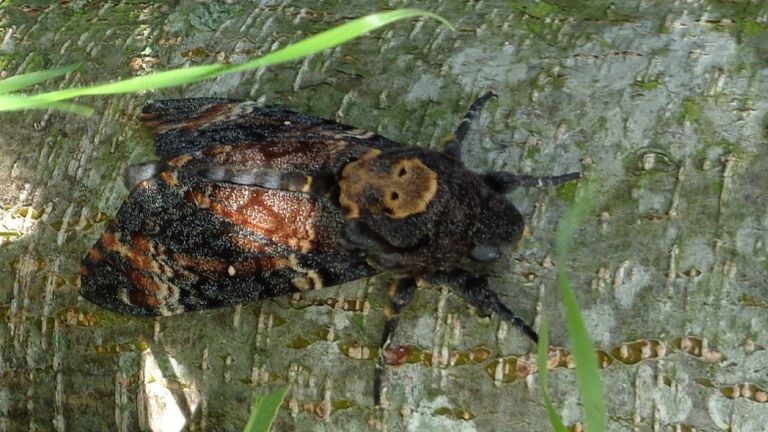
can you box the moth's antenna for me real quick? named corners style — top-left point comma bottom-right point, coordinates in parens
top-left (443, 91), bottom-right (498, 160)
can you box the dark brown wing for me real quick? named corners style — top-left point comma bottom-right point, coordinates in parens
top-left (140, 98), bottom-right (403, 161)
top-left (80, 169), bottom-right (375, 316)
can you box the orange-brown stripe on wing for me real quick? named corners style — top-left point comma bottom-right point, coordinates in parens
top-left (81, 227), bottom-right (183, 315)
top-left (196, 183), bottom-right (328, 254)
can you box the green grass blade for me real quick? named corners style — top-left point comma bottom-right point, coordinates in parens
top-left (0, 63), bottom-right (81, 94)
top-left (558, 267), bottom-right (606, 432)
top-left (0, 95), bottom-right (94, 115)
top-left (555, 180), bottom-right (607, 432)
top-left (15, 64), bottom-right (226, 108)
top-left (45, 101), bottom-right (95, 116)
top-left (243, 385), bottom-right (290, 432)
top-left (554, 183), bottom-right (592, 256)
top-left (1, 9), bottom-right (451, 114)
top-left (226, 9), bottom-right (453, 73)
top-left (536, 318), bottom-right (567, 432)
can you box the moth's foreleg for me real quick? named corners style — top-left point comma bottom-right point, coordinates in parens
top-left (426, 270), bottom-right (539, 343)
top-left (373, 277), bottom-right (417, 406)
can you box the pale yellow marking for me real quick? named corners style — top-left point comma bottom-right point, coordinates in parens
top-left (382, 158), bottom-right (438, 218)
top-left (301, 175), bottom-right (313, 193)
top-left (159, 171), bottom-right (179, 186)
top-left (292, 276), bottom-right (312, 291)
top-left (306, 270), bottom-right (322, 290)
top-left (288, 255), bottom-right (323, 290)
top-left (188, 190), bottom-right (211, 209)
top-left (167, 154), bottom-right (193, 168)
top-left (298, 239), bottom-right (313, 253)
top-left (334, 129), bottom-right (376, 140)
top-left (205, 145), bottom-right (233, 156)
top-left (338, 149), bottom-right (382, 218)
top-left (338, 149), bottom-right (438, 219)
top-left (291, 271), bottom-right (322, 290)
top-left (228, 265), bottom-right (236, 276)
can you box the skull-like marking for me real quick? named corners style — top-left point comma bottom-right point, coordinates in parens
top-left (338, 149), bottom-right (438, 219)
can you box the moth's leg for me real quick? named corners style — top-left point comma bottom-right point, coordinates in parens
top-left (425, 270), bottom-right (539, 343)
top-left (373, 277), bottom-right (417, 406)
top-left (484, 171), bottom-right (582, 194)
top-left (443, 91), bottom-right (498, 160)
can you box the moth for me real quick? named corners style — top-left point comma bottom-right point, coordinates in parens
top-left (80, 92), bottom-right (580, 405)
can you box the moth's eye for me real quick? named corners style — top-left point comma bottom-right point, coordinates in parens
top-left (469, 244), bottom-right (501, 262)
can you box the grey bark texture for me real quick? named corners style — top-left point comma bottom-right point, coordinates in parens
top-left (1, 1), bottom-right (767, 431)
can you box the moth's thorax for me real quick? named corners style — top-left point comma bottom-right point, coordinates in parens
top-left (333, 148), bottom-right (525, 273)
top-left (338, 149), bottom-right (439, 219)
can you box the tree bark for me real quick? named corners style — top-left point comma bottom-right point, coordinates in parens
top-left (1, 1), bottom-right (767, 431)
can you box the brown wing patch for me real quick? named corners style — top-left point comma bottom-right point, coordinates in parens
top-left (202, 184), bottom-right (321, 253)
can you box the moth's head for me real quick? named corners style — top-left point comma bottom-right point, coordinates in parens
top-left (465, 181), bottom-right (526, 263)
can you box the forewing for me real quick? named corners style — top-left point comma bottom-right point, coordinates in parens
top-left (140, 99), bottom-right (404, 161)
top-left (80, 170), bottom-right (375, 316)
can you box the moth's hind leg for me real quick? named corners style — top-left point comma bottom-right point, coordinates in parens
top-left (443, 91), bottom-right (498, 160)
top-left (373, 277), bottom-right (417, 406)
top-left (426, 270), bottom-right (539, 343)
